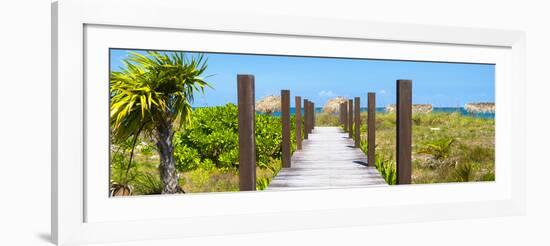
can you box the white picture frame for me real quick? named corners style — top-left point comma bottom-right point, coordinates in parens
top-left (52, 0), bottom-right (526, 245)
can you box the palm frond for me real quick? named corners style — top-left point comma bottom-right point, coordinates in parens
top-left (110, 51), bottom-right (212, 140)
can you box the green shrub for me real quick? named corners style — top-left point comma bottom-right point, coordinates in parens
top-left (375, 153), bottom-right (397, 185)
top-left (481, 170), bottom-right (495, 181)
top-left (133, 172), bottom-right (163, 195)
top-left (453, 162), bottom-right (478, 182)
top-left (174, 145), bottom-right (202, 171)
top-left (418, 137), bottom-right (455, 160)
top-left (171, 103), bottom-right (295, 191)
top-left (256, 177), bottom-right (270, 190)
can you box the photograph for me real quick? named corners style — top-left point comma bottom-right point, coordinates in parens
top-left (109, 48), bottom-right (495, 196)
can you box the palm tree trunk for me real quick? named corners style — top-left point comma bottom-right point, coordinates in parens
top-left (156, 121), bottom-right (184, 194)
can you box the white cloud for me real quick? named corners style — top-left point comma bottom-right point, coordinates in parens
top-left (318, 90), bottom-right (336, 97)
top-left (379, 89), bottom-right (387, 94)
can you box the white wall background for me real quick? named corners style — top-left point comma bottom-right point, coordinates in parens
top-left (0, 0), bottom-right (548, 245)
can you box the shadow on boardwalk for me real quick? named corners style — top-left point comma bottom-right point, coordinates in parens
top-left (268, 127), bottom-right (387, 191)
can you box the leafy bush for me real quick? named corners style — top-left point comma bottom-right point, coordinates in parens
top-left (481, 170), bottom-right (495, 181)
top-left (255, 113), bottom-right (284, 166)
top-left (373, 153), bottom-right (396, 185)
top-left (256, 177), bottom-right (270, 190)
top-left (418, 137), bottom-right (455, 160)
top-left (359, 140), bottom-right (396, 185)
top-left (174, 145), bottom-right (202, 171)
top-left (111, 103), bottom-right (299, 194)
top-left (453, 162), bottom-right (477, 182)
top-left (173, 103), bottom-right (295, 179)
top-left (174, 104), bottom-right (240, 170)
top-left (133, 172), bottom-right (163, 195)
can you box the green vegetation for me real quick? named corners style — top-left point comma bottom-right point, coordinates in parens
top-left (110, 104), bottom-right (297, 195)
top-left (110, 51), bottom-right (210, 194)
top-left (108, 50), bottom-right (494, 195)
top-left (332, 111), bottom-right (495, 184)
top-left (316, 112), bottom-right (341, 126)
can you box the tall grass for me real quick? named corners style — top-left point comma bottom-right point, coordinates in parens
top-left (360, 139), bottom-right (396, 184)
top-left (358, 111), bottom-right (494, 184)
top-left (315, 112), bottom-right (340, 126)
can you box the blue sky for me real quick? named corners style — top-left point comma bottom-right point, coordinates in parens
top-left (110, 49), bottom-right (494, 108)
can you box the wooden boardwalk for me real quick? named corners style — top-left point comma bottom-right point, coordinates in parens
top-left (268, 127), bottom-right (387, 190)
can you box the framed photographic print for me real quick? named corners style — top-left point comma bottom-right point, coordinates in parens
top-left (52, 0), bottom-right (526, 245)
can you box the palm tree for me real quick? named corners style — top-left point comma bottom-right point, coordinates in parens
top-left (110, 51), bottom-right (210, 194)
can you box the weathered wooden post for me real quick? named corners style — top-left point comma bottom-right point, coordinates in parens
top-left (348, 99), bottom-right (353, 138)
top-left (237, 75), bottom-right (256, 191)
top-left (312, 102), bottom-right (315, 130)
top-left (343, 101), bottom-right (348, 132)
top-left (368, 93), bottom-right (376, 166)
top-left (339, 103), bottom-right (345, 125)
top-left (307, 101), bottom-right (313, 134)
top-left (304, 99), bottom-right (309, 139)
top-left (397, 80), bottom-right (412, 184)
top-left (295, 96), bottom-right (302, 150)
top-left (354, 97), bottom-right (361, 148)
top-left (281, 90), bottom-right (291, 168)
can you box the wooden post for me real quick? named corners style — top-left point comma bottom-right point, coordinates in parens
top-left (304, 99), bottom-right (309, 139)
top-left (312, 102), bottom-right (315, 129)
top-left (354, 97), bottom-right (361, 148)
top-left (295, 96), bottom-right (302, 150)
top-left (348, 99), bottom-right (353, 138)
top-left (343, 101), bottom-right (348, 132)
top-left (281, 90), bottom-right (291, 168)
top-left (338, 103), bottom-right (342, 124)
top-left (397, 80), bottom-right (412, 184)
top-left (368, 93), bottom-right (376, 167)
top-left (308, 101), bottom-right (313, 134)
top-left (237, 75), bottom-right (256, 191)
top-left (339, 103), bottom-right (345, 125)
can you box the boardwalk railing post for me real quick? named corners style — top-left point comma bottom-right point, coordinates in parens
top-left (308, 101), bottom-right (313, 134)
top-left (295, 96), bottom-right (302, 150)
top-left (339, 103), bottom-right (345, 125)
top-left (339, 103), bottom-right (342, 124)
top-left (368, 93), bottom-right (376, 166)
top-left (397, 80), bottom-right (412, 184)
top-left (343, 101), bottom-right (348, 132)
top-left (281, 90), bottom-right (291, 168)
top-left (348, 99), bottom-right (353, 138)
top-left (354, 97), bottom-right (361, 148)
top-left (312, 102), bottom-right (315, 129)
top-left (304, 99), bottom-right (309, 139)
top-left (237, 75), bottom-right (256, 191)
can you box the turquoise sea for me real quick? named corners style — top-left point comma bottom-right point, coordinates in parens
top-left (268, 107), bottom-right (495, 119)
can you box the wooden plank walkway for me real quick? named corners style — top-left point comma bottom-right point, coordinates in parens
top-left (268, 127), bottom-right (387, 190)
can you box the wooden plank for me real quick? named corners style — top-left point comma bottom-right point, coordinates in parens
top-left (348, 99), bottom-right (353, 138)
top-left (397, 80), bottom-right (412, 184)
top-left (368, 92), bottom-right (376, 167)
top-left (354, 97), bottom-right (361, 148)
top-left (237, 75), bottom-right (256, 191)
top-left (281, 90), bottom-right (291, 168)
top-left (268, 127), bottom-right (387, 190)
top-left (295, 96), bottom-right (302, 150)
